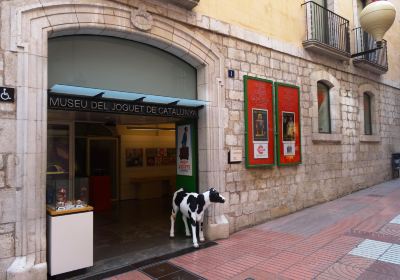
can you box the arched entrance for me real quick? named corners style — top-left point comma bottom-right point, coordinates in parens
top-left (7, 1), bottom-right (227, 278)
top-left (46, 34), bottom-right (203, 275)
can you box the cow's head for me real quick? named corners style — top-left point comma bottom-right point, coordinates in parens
top-left (208, 188), bottom-right (225, 203)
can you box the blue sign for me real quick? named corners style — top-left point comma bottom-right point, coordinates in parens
top-left (228, 69), bottom-right (235, 78)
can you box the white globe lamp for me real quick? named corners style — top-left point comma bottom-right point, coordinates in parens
top-left (360, 0), bottom-right (396, 47)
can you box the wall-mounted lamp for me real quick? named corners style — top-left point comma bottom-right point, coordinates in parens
top-left (352, 0), bottom-right (396, 58)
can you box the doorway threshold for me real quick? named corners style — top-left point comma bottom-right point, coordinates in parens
top-left (48, 239), bottom-right (217, 280)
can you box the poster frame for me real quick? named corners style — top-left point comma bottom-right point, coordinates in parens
top-left (244, 75), bottom-right (275, 168)
top-left (275, 82), bottom-right (302, 166)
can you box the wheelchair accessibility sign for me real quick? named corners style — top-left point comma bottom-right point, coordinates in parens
top-left (0, 87), bottom-right (14, 103)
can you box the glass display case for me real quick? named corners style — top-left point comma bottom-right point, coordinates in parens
top-left (46, 123), bottom-right (94, 276)
top-left (46, 124), bottom-right (89, 211)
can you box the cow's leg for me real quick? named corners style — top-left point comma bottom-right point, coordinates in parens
top-left (170, 208), bottom-right (177, 238)
top-left (199, 220), bottom-right (205, 242)
top-left (189, 214), bottom-right (199, 248)
top-left (182, 215), bottom-right (191, 237)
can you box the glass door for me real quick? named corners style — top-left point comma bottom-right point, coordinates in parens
top-left (88, 138), bottom-right (118, 201)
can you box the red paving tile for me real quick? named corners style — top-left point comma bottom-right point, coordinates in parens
top-left (256, 251), bottom-right (305, 274)
top-left (379, 223), bottom-right (400, 239)
top-left (365, 260), bottom-right (400, 278)
top-left (110, 180), bottom-right (400, 280)
top-left (357, 270), bottom-right (399, 280)
top-left (315, 263), bottom-right (365, 280)
top-left (338, 254), bottom-right (376, 269)
top-left (231, 267), bottom-right (291, 280)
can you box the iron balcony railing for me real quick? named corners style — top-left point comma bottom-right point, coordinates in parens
top-left (303, 1), bottom-right (350, 54)
top-left (353, 27), bottom-right (388, 71)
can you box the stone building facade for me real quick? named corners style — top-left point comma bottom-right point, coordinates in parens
top-left (0, 0), bottom-right (399, 279)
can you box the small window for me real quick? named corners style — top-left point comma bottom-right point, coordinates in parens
top-left (364, 93), bottom-right (372, 135)
top-left (317, 82), bottom-right (331, 133)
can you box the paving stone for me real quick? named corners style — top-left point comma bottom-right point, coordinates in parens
top-left (379, 244), bottom-right (400, 265)
top-left (389, 214), bottom-right (400, 225)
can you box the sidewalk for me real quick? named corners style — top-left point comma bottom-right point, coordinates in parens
top-left (109, 179), bottom-right (400, 280)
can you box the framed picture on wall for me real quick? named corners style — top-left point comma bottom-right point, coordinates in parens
top-left (145, 148), bottom-right (177, 166)
top-left (244, 76), bottom-right (275, 167)
top-left (275, 82), bottom-right (301, 165)
top-left (145, 148), bottom-right (157, 166)
top-left (125, 148), bottom-right (143, 167)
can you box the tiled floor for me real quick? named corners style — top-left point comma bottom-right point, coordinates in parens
top-left (108, 179), bottom-right (400, 279)
top-left (61, 197), bottom-right (195, 279)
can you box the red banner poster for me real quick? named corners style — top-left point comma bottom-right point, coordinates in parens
top-left (275, 83), bottom-right (301, 165)
top-left (244, 76), bottom-right (274, 167)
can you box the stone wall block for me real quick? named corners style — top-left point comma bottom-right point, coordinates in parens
top-left (270, 59), bottom-right (281, 69)
top-left (222, 37), bottom-right (236, 48)
top-left (0, 171), bottom-right (5, 188)
top-left (0, 155), bottom-right (4, 171)
top-left (229, 111), bottom-right (240, 121)
top-left (235, 215), bottom-right (249, 230)
top-left (271, 52), bottom-right (283, 61)
top-left (240, 191), bottom-right (248, 203)
top-left (281, 62), bottom-right (289, 72)
top-left (0, 232), bottom-right (14, 258)
top-left (243, 203), bottom-right (255, 214)
top-left (232, 122), bottom-right (243, 134)
top-left (240, 62), bottom-right (250, 72)
top-left (196, 14), bottom-right (210, 29)
top-left (227, 48), bottom-right (245, 61)
top-left (4, 51), bottom-right (17, 86)
top-left (209, 18), bottom-right (230, 35)
top-left (255, 180), bottom-right (267, 189)
top-left (229, 204), bottom-right (242, 217)
top-left (229, 59), bottom-right (240, 70)
top-left (236, 41), bottom-right (252, 51)
top-left (0, 119), bottom-right (16, 153)
top-left (230, 192), bottom-right (239, 205)
top-left (250, 64), bottom-right (264, 76)
top-left (0, 188), bottom-right (16, 223)
top-left (228, 90), bottom-right (243, 101)
top-left (26, 220), bottom-right (36, 255)
top-left (246, 52), bottom-right (257, 64)
top-left (226, 134), bottom-right (237, 146)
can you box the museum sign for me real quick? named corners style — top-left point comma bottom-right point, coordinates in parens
top-left (48, 93), bottom-right (200, 119)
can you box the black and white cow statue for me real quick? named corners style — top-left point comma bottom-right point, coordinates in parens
top-left (170, 188), bottom-right (225, 248)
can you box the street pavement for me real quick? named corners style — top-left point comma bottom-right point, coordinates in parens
top-left (108, 179), bottom-right (400, 279)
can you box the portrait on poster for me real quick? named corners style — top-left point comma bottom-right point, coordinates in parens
top-left (282, 112), bottom-right (295, 156)
top-left (282, 112), bottom-right (295, 141)
top-left (252, 109), bottom-right (268, 142)
top-left (177, 125), bottom-right (192, 176)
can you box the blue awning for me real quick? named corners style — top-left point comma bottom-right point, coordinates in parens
top-left (49, 84), bottom-right (207, 108)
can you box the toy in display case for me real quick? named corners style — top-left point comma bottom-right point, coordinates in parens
top-left (75, 177), bottom-right (89, 208)
top-left (46, 176), bottom-right (71, 211)
top-left (46, 176), bottom-right (91, 211)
